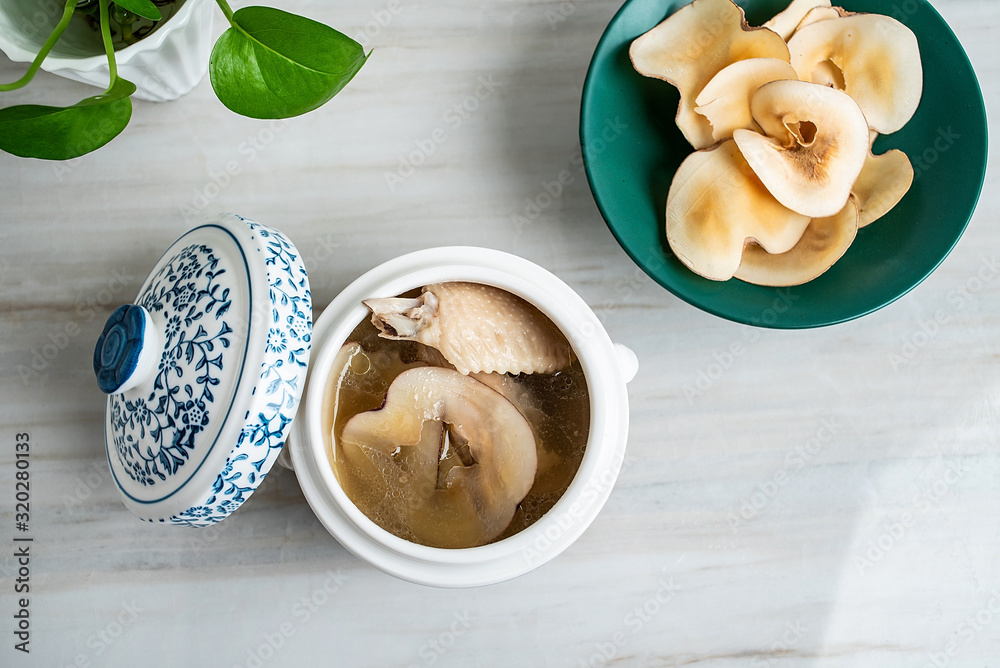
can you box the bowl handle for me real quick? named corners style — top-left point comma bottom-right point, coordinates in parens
top-left (276, 442), bottom-right (295, 471)
top-left (613, 343), bottom-right (638, 383)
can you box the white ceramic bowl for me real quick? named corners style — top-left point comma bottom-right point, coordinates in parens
top-left (0, 0), bottom-right (213, 102)
top-left (288, 247), bottom-right (637, 587)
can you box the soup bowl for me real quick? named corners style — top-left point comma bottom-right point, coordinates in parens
top-left (287, 247), bottom-right (638, 587)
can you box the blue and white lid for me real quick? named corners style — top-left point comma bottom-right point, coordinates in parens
top-left (94, 214), bottom-right (312, 526)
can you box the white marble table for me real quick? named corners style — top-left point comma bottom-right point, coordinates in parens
top-left (1, 0), bottom-right (998, 666)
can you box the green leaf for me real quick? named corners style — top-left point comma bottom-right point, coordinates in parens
top-left (111, 0), bottom-right (162, 21)
top-left (209, 6), bottom-right (368, 119)
top-left (0, 78), bottom-right (136, 160)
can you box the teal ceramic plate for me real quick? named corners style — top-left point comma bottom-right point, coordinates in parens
top-left (581, 0), bottom-right (988, 328)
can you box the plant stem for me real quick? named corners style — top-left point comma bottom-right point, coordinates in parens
top-left (98, 0), bottom-right (118, 90)
top-left (214, 0), bottom-right (236, 25)
top-left (0, 0), bottom-right (77, 92)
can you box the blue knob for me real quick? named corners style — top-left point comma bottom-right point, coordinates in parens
top-left (94, 305), bottom-right (148, 395)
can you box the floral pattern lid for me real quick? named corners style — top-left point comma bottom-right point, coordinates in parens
top-left (94, 214), bottom-right (311, 526)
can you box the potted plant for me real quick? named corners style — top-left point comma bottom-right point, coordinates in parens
top-left (0, 0), bottom-right (219, 104)
top-left (0, 0), bottom-right (368, 160)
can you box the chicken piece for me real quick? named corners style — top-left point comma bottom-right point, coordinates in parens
top-left (364, 282), bottom-right (572, 375)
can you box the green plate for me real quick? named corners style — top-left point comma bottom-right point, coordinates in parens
top-left (581, 0), bottom-right (988, 328)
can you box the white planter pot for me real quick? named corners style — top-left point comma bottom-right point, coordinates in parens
top-left (0, 0), bottom-right (213, 102)
top-left (288, 247), bottom-right (638, 588)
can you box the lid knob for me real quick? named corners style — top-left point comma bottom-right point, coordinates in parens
top-left (93, 305), bottom-right (159, 395)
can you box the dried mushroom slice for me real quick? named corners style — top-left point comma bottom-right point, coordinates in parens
top-left (470, 371), bottom-right (563, 492)
top-left (340, 367), bottom-right (538, 547)
top-left (675, 100), bottom-right (721, 151)
top-left (733, 79), bottom-right (869, 218)
top-left (793, 5), bottom-right (844, 33)
top-left (787, 13), bottom-right (923, 134)
top-left (694, 58), bottom-right (798, 144)
top-left (763, 0), bottom-right (832, 41)
top-left (735, 198), bottom-right (859, 286)
top-left (365, 282), bottom-right (572, 376)
top-left (630, 0), bottom-right (790, 149)
top-left (853, 149), bottom-right (914, 228)
top-left (666, 139), bottom-right (811, 282)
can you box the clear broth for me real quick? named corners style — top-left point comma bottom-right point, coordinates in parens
top-left (322, 297), bottom-right (590, 549)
